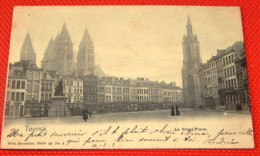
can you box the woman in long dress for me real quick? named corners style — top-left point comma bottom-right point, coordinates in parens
top-left (82, 109), bottom-right (88, 122)
top-left (171, 105), bottom-right (175, 116)
top-left (176, 104), bottom-right (180, 116)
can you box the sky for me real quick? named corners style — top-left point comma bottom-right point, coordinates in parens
top-left (9, 6), bottom-right (244, 87)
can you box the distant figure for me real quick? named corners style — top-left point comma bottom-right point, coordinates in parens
top-left (238, 104), bottom-right (242, 112)
top-left (89, 109), bottom-right (92, 118)
top-left (236, 104), bottom-right (239, 112)
top-left (176, 104), bottom-right (180, 116)
top-left (171, 105), bottom-right (175, 116)
top-left (82, 109), bottom-right (88, 122)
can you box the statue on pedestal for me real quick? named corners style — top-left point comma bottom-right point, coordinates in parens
top-left (54, 79), bottom-right (64, 96)
top-left (48, 78), bottom-right (70, 117)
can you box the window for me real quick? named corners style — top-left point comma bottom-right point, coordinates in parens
top-left (45, 93), bottom-right (49, 100)
top-left (80, 89), bottom-right (82, 94)
top-left (34, 85), bottom-right (39, 92)
top-left (6, 92), bottom-right (10, 101)
top-left (21, 81), bottom-right (25, 89)
top-left (41, 93), bottom-right (44, 100)
top-left (225, 57), bottom-right (228, 65)
top-left (27, 83), bottom-right (32, 91)
top-left (34, 73), bottom-right (40, 80)
top-left (11, 80), bottom-right (16, 89)
top-left (15, 92), bottom-right (20, 101)
top-left (27, 71), bottom-right (33, 80)
top-left (42, 82), bottom-right (45, 90)
top-left (21, 93), bottom-right (24, 101)
top-left (8, 80), bottom-right (11, 88)
top-left (16, 80), bottom-right (20, 89)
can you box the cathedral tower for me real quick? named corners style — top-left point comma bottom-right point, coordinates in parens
top-left (41, 23), bottom-right (74, 76)
top-left (20, 32), bottom-right (36, 64)
top-left (181, 16), bottom-right (202, 108)
top-left (54, 23), bottom-right (74, 76)
top-left (77, 27), bottom-right (95, 76)
top-left (41, 37), bottom-right (54, 70)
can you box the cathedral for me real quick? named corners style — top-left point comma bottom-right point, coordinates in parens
top-left (41, 23), bottom-right (105, 78)
top-left (41, 23), bottom-right (74, 76)
top-left (181, 16), bottom-right (202, 108)
top-left (20, 32), bottom-right (36, 64)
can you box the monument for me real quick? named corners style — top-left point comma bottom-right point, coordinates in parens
top-left (48, 79), bottom-right (70, 117)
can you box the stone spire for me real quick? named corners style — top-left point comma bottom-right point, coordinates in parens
top-left (54, 31), bottom-right (60, 43)
top-left (186, 15), bottom-right (193, 37)
top-left (41, 37), bottom-right (54, 69)
top-left (59, 22), bottom-right (71, 42)
top-left (79, 27), bottom-right (93, 48)
top-left (21, 32), bottom-right (34, 52)
top-left (20, 32), bottom-right (36, 64)
top-left (42, 37), bottom-right (54, 61)
top-left (77, 26), bottom-right (95, 76)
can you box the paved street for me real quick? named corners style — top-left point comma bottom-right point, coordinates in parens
top-left (4, 109), bottom-right (252, 126)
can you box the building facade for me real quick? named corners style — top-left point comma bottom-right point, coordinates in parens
top-left (97, 77), bottom-right (182, 104)
top-left (219, 41), bottom-right (249, 110)
top-left (181, 16), bottom-right (202, 108)
top-left (5, 62), bottom-right (27, 118)
top-left (235, 50), bottom-right (250, 110)
top-left (82, 74), bottom-right (98, 106)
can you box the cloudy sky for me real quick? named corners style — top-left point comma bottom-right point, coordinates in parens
top-left (9, 6), bottom-right (244, 87)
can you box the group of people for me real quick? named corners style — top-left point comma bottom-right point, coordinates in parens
top-left (171, 104), bottom-right (180, 116)
top-left (82, 108), bottom-right (92, 122)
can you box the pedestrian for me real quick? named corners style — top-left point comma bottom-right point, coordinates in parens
top-left (176, 104), bottom-right (180, 116)
top-left (238, 104), bottom-right (242, 112)
top-left (236, 104), bottom-right (239, 112)
top-left (171, 104), bottom-right (175, 116)
top-left (82, 109), bottom-right (88, 122)
top-left (89, 109), bottom-right (92, 118)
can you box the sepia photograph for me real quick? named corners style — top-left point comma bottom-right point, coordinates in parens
top-left (1, 6), bottom-right (254, 149)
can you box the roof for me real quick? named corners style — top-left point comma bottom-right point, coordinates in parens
top-left (20, 32), bottom-right (34, 52)
top-left (79, 27), bottom-right (93, 48)
top-left (42, 37), bottom-right (54, 61)
top-left (58, 23), bottom-right (72, 42)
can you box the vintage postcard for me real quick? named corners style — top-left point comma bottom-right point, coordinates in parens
top-left (1, 6), bottom-right (254, 149)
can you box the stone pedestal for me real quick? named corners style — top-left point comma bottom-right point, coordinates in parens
top-left (48, 96), bottom-right (70, 117)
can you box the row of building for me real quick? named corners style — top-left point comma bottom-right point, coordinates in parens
top-left (5, 62), bottom-right (182, 117)
top-left (199, 41), bottom-right (250, 110)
